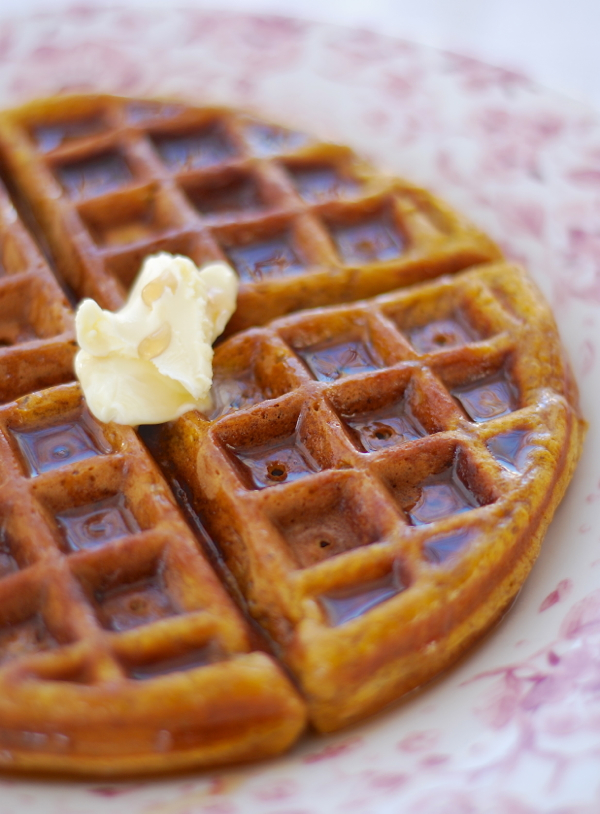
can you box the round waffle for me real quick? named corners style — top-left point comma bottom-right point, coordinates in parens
top-left (0, 94), bottom-right (585, 773)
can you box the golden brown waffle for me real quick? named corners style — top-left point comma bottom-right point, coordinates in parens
top-left (0, 382), bottom-right (305, 774)
top-left (156, 261), bottom-right (584, 731)
top-left (0, 179), bottom-right (75, 404)
top-left (0, 94), bottom-right (585, 773)
top-left (0, 94), bottom-right (500, 333)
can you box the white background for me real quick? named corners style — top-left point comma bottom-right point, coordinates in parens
top-left (2, 0), bottom-right (600, 111)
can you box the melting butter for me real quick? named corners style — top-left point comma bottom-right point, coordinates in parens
top-left (75, 253), bottom-right (238, 425)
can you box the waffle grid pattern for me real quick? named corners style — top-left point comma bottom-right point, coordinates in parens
top-left (0, 383), bottom-right (305, 771)
top-left (0, 95), bottom-right (500, 333)
top-left (161, 261), bottom-right (581, 730)
top-left (0, 181), bottom-right (75, 404)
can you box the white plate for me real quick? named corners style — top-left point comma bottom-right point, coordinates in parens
top-left (0, 7), bottom-right (598, 812)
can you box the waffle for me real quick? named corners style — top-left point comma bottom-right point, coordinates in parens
top-left (0, 175), bottom-right (306, 774)
top-left (0, 181), bottom-right (75, 403)
top-left (0, 94), bottom-right (500, 332)
top-left (154, 261), bottom-right (584, 731)
top-left (0, 94), bottom-right (585, 772)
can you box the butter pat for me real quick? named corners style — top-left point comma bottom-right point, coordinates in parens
top-left (75, 253), bottom-right (238, 425)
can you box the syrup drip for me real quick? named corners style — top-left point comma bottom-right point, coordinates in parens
top-left (290, 165), bottom-right (358, 203)
top-left (138, 323), bottom-right (172, 360)
top-left (34, 115), bottom-right (107, 152)
top-left (187, 174), bottom-right (261, 215)
top-left (345, 398), bottom-right (425, 452)
top-left (56, 495), bottom-right (139, 552)
top-left (209, 371), bottom-right (264, 419)
top-left (409, 317), bottom-right (476, 354)
top-left (321, 569), bottom-right (405, 626)
top-left (226, 234), bottom-right (304, 282)
top-left (333, 217), bottom-right (404, 264)
top-left (486, 430), bottom-right (534, 472)
top-left (244, 123), bottom-right (308, 156)
top-left (423, 529), bottom-right (474, 564)
top-left (128, 645), bottom-right (215, 680)
top-left (407, 468), bottom-right (480, 525)
top-left (56, 151), bottom-right (132, 198)
top-left (0, 614), bottom-right (56, 663)
top-left (96, 577), bottom-right (177, 632)
top-left (152, 126), bottom-right (235, 171)
top-left (141, 271), bottom-right (177, 306)
top-left (13, 418), bottom-right (109, 477)
top-left (298, 338), bottom-right (381, 382)
top-left (233, 434), bottom-right (317, 489)
top-left (452, 372), bottom-right (517, 423)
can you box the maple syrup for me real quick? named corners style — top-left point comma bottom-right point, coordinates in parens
top-left (56, 150), bottom-right (132, 198)
top-left (332, 215), bottom-right (404, 264)
top-left (95, 576), bottom-right (177, 632)
top-left (186, 172), bottom-right (262, 216)
top-left (297, 337), bottom-right (382, 382)
top-left (407, 467), bottom-right (480, 526)
top-left (277, 505), bottom-right (382, 569)
top-left (13, 414), bottom-right (111, 477)
top-left (232, 434), bottom-right (317, 489)
top-left (452, 371), bottom-right (517, 423)
top-left (423, 529), bottom-right (474, 564)
top-left (321, 569), bottom-right (405, 626)
top-left (33, 115), bottom-right (107, 152)
top-left (409, 317), bottom-right (476, 354)
top-left (289, 165), bottom-right (358, 203)
top-left (226, 233), bottom-right (304, 282)
top-left (209, 370), bottom-right (265, 419)
top-left (56, 495), bottom-right (139, 552)
top-left (151, 125), bottom-right (235, 171)
top-left (486, 429), bottom-right (533, 472)
top-left (344, 397), bottom-right (425, 452)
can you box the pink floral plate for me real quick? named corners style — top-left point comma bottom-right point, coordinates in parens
top-left (0, 6), bottom-right (599, 812)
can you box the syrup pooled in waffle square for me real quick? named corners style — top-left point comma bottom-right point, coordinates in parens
top-left (0, 94), bottom-right (500, 332)
top-left (157, 261), bottom-right (584, 731)
top-left (0, 382), bottom-right (305, 774)
top-left (0, 179), bottom-right (75, 404)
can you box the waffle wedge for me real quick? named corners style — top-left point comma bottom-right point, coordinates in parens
top-left (0, 94), bottom-right (499, 331)
top-left (154, 260), bottom-right (584, 731)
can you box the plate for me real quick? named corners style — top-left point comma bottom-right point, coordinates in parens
top-left (0, 7), bottom-right (598, 812)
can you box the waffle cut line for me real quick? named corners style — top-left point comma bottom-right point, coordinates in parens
top-left (0, 93), bottom-right (586, 774)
